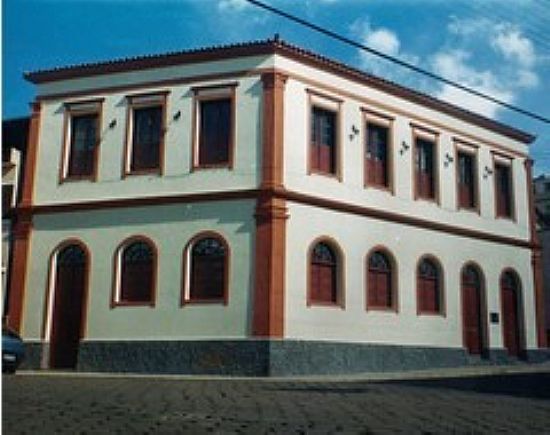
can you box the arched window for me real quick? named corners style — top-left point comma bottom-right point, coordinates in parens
top-left (309, 241), bottom-right (339, 305)
top-left (185, 235), bottom-right (228, 303)
top-left (367, 250), bottom-right (394, 310)
top-left (417, 257), bottom-right (443, 314)
top-left (115, 238), bottom-right (156, 305)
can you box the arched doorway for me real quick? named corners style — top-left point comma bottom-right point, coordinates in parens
top-left (500, 270), bottom-right (523, 357)
top-left (49, 243), bottom-right (88, 369)
top-left (461, 265), bottom-right (484, 355)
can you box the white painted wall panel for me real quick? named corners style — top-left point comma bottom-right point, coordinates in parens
top-left (285, 202), bottom-right (537, 350)
top-left (281, 68), bottom-right (530, 241)
top-left (34, 76), bottom-right (263, 205)
top-left (21, 200), bottom-right (255, 341)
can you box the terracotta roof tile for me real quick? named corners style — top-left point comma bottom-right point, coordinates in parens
top-left (24, 37), bottom-right (535, 144)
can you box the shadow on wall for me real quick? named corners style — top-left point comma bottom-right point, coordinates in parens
top-left (33, 200), bottom-right (254, 235)
top-left (269, 372), bottom-right (550, 401)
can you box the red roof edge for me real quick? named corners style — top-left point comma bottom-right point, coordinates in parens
top-left (24, 37), bottom-right (536, 145)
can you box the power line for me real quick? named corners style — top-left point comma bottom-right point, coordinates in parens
top-left (245, 0), bottom-right (550, 125)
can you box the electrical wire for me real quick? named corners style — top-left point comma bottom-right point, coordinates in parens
top-left (245, 0), bottom-right (550, 125)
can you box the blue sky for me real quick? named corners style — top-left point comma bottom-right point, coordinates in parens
top-left (3, 0), bottom-right (549, 173)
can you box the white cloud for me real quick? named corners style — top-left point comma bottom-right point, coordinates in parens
top-left (350, 19), bottom-right (420, 87)
top-left (431, 50), bottom-right (514, 118)
top-left (431, 17), bottom-right (541, 118)
top-left (218, 0), bottom-right (248, 12)
top-left (364, 28), bottom-right (400, 56)
top-left (491, 24), bottom-right (536, 68)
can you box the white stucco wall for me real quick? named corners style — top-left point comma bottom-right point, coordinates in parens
top-left (33, 56), bottom-right (273, 206)
top-left (21, 200), bottom-right (255, 342)
top-left (278, 55), bottom-right (531, 242)
top-left (23, 49), bottom-right (538, 351)
top-left (285, 202), bottom-right (538, 350)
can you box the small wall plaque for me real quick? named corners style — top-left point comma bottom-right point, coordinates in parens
top-left (490, 312), bottom-right (499, 324)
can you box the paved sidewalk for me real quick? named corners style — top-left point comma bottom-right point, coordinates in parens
top-left (15, 360), bottom-right (550, 382)
top-left (3, 365), bottom-right (550, 434)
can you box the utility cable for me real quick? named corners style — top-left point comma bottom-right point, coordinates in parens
top-left (245, 0), bottom-right (550, 125)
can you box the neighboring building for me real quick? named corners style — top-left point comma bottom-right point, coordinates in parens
top-left (8, 38), bottom-right (548, 375)
top-left (2, 117), bottom-right (28, 319)
top-left (534, 174), bottom-right (550, 344)
top-left (534, 175), bottom-right (550, 216)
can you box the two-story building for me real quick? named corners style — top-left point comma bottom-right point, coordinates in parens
top-left (9, 38), bottom-right (547, 375)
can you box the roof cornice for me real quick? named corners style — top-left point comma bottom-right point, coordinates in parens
top-left (24, 37), bottom-right (535, 144)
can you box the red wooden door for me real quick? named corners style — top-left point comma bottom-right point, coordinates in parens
top-left (462, 280), bottom-right (482, 355)
top-left (501, 283), bottom-right (520, 356)
top-left (50, 246), bottom-right (87, 369)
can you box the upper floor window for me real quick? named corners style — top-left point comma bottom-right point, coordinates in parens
top-left (192, 84), bottom-right (236, 169)
top-left (366, 250), bottom-right (396, 310)
top-left (61, 100), bottom-right (102, 181)
top-left (311, 106), bottom-right (337, 176)
top-left (457, 150), bottom-right (477, 210)
top-left (125, 93), bottom-right (167, 175)
top-left (309, 240), bottom-right (341, 306)
top-left (365, 122), bottom-right (390, 189)
top-left (495, 161), bottom-right (514, 219)
top-left (183, 234), bottom-right (229, 304)
top-left (415, 136), bottom-right (437, 201)
top-left (113, 237), bottom-right (156, 306)
top-left (417, 257), bottom-right (443, 315)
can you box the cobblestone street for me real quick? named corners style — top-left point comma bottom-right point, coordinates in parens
top-left (3, 369), bottom-right (550, 434)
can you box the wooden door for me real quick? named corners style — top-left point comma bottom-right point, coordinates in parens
top-left (501, 277), bottom-right (521, 357)
top-left (462, 269), bottom-right (482, 355)
top-left (50, 245), bottom-right (87, 369)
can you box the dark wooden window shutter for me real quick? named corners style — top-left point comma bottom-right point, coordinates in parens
top-left (366, 124), bottom-right (389, 188)
top-left (120, 241), bottom-right (154, 303)
top-left (458, 152), bottom-right (476, 209)
top-left (418, 259), bottom-right (440, 313)
top-left (415, 138), bottom-right (436, 200)
top-left (310, 242), bottom-right (338, 304)
top-left (198, 99), bottom-right (231, 166)
top-left (190, 237), bottom-right (226, 300)
top-left (131, 106), bottom-right (162, 171)
top-left (311, 107), bottom-right (336, 175)
top-left (495, 163), bottom-right (512, 218)
top-left (367, 251), bottom-right (392, 308)
top-left (67, 113), bottom-right (98, 177)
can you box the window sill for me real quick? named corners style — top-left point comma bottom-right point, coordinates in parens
top-left (60, 175), bottom-right (96, 184)
top-left (417, 310), bottom-right (446, 317)
top-left (458, 205), bottom-right (480, 215)
top-left (365, 183), bottom-right (393, 195)
top-left (181, 298), bottom-right (228, 306)
top-left (366, 306), bottom-right (398, 313)
top-left (414, 196), bottom-right (439, 206)
top-left (124, 168), bottom-right (161, 178)
top-left (192, 163), bottom-right (232, 171)
top-left (307, 300), bottom-right (345, 309)
top-left (495, 214), bottom-right (515, 222)
top-left (309, 170), bottom-right (342, 182)
top-left (111, 301), bottom-right (155, 308)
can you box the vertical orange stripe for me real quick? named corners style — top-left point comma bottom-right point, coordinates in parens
top-left (252, 71), bottom-right (288, 337)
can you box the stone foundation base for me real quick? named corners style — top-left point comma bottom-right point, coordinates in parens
top-left (20, 340), bottom-right (550, 376)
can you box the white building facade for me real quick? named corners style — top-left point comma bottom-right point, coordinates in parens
top-left (9, 39), bottom-right (547, 375)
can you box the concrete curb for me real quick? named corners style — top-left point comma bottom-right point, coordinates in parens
top-left (15, 361), bottom-right (550, 383)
